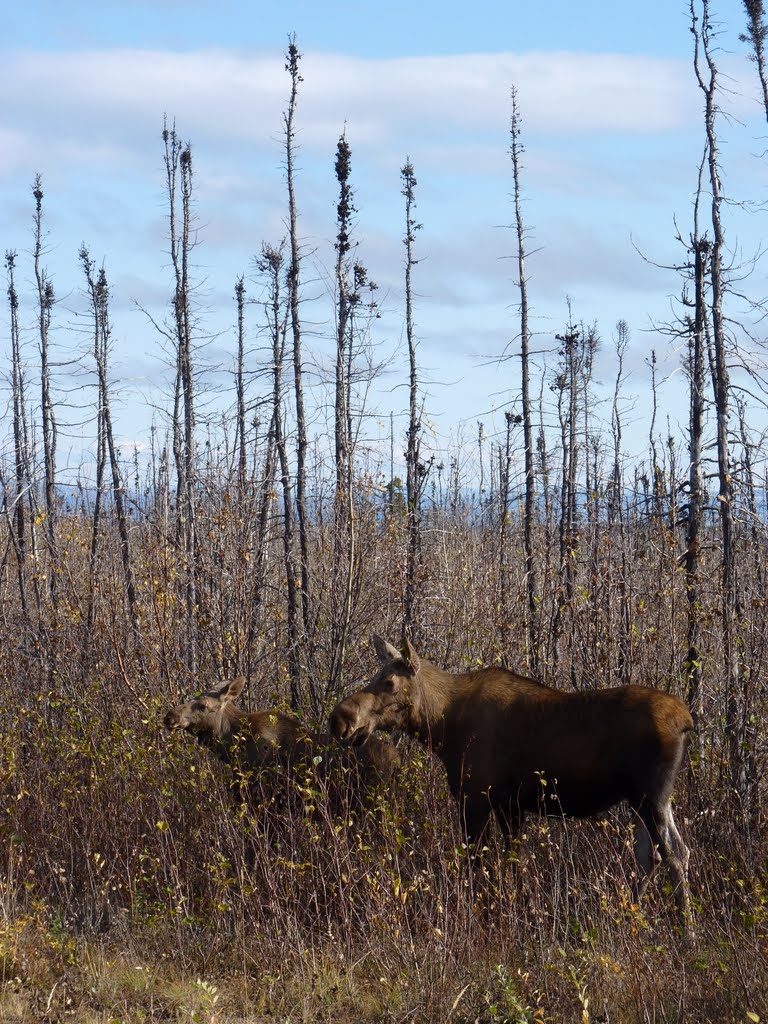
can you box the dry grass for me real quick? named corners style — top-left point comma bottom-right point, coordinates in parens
top-left (0, 497), bottom-right (765, 1023)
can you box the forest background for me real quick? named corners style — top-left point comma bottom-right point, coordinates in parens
top-left (1, 1), bottom-right (767, 1021)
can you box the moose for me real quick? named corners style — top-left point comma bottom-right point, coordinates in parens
top-left (164, 675), bottom-right (400, 812)
top-left (330, 636), bottom-right (693, 930)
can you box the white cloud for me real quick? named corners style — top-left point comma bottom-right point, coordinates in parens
top-left (0, 128), bottom-right (38, 174)
top-left (301, 50), bottom-right (696, 137)
top-left (0, 47), bottom-right (696, 162)
top-left (1, 40), bottom-right (763, 466)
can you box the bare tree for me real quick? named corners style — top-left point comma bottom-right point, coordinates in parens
top-left (608, 321), bottom-right (631, 686)
top-left (402, 159), bottom-right (427, 641)
top-left (509, 87), bottom-right (539, 674)
top-left (328, 133), bottom-right (358, 697)
top-left (692, 0), bottom-right (747, 808)
top-left (741, 0), bottom-right (768, 119)
top-left (32, 177), bottom-right (58, 619)
top-left (259, 243), bottom-right (302, 709)
top-left (4, 251), bottom-right (38, 622)
top-left (497, 410), bottom-right (516, 658)
top-left (80, 249), bottom-right (139, 651)
top-left (163, 121), bottom-right (199, 678)
top-left (284, 38), bottom-right (314, 675)
top-left (682, 236), bottom-right (709, 731)
top-left (234, 277), bottom-right (248, 496)
top-left (551, 324), bottom-right (577, 681)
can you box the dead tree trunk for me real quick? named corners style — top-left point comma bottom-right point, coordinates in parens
top-left (497, 411), bottom-right (514, 658)
top-left (741, 0), bottom-right (768, 120)
top-left (80, 249), bottom-right (139, 648)
top-left (284, 38), bottom-right (313, 683)
top-left (609, 321), bottom-right (630, 686)
top-left (692, 0), bottom-right (747, 809)
top-left (4, 251), bottom-right (37, 622)
top-left (509, 89), bottom-right (539, 674)
top-left (683, 236), bottom-right (709, 731)
top-left (83, 257), bottom-right (108, 674)
top-left (260, 243), bottom-right (302, 708)
top-left (402, 159), bottom-right (425, 643)
top-left (327, 134), bottom-right (356, 699)
top-left (243, 248), bottom-right (283, 681)
top-left (234, 277), bottom-right (248, 496)
top-left (551, 321), bottom-right (582, 686)
top-left (32, 177), bottom-right (58, 627)
top-left (163, 122), bottom-right (198, 679)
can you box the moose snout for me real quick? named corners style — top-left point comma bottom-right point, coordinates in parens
top-left (329, 699), bottom-right (364, 743)
top-left (164, 710), bottom-right (182, 730)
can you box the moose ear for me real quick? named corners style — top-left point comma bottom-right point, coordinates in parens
top-left (214, 676), bottom-right (245, 702)
top-left (400, 636), bottom-right (420, 675)
top-left (372, 634), bottom-right (401, 664)
top-left (227, 676), bottom-right (246, 700)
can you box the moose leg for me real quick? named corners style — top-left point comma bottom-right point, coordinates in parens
top-left (665, 805), bottom-right (690, 877)
top-left (464, 798), bottom-right (512, 918)
top-left (461, 798), bottom-right (491, 851)
top-left (630, 805), bottom-right (662, 902)
top-left (459, 798), bottom-right (494, 896)
top-left (494, 807), bottom-right (526, 905)
top-left (658, 802), bottom-right (692, 933)
top-left (632, 800), bottom-right (692, 936)
top-left (495, 807), bottom-right (522, 853)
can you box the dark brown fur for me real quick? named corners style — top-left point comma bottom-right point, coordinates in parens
top-left (165, 676), bottom-right (399, 809)
top-left (330, 636), bottom-right (693, 929)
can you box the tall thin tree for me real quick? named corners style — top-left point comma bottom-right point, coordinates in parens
top-left (260, 243), bottom-right (302, 709)
top-left (80, 249), bottom-right (139, 646)
top-left (328, 133), bottom-right (357, 697)
top-left (284, 38), bottom-right (314, 677)
top-left (741, 0), bottom-right (768, 119)
top-left (32, 177), bottom-right (58, 619)
top-left (509, 88), bottom-right (539, 673)
top-left (402, 159), bottom-right (426, 641)
top-left (692, 0), bottom-right (746, 807)
top-left (4, 251), bottom-right (37, 621)
top-left (234, 277), bottom-right (248, 496)
top-left (163, 121), bottom-right (198, 678)
top-left (683, 235), bottom-right (708, 732)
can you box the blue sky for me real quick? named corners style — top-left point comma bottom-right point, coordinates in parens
top-left (5, 1), bottom-right (698, 58)
top-left (1, 0), bottom-right (766, 480)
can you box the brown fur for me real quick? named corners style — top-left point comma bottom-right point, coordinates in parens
top-left (164, 676), bottom-right (399, 809)
top-left (330, 636), bottom-right (693, 930)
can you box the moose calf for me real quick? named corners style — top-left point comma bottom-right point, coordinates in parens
top-left (165, 676), bottom-right (400, 814)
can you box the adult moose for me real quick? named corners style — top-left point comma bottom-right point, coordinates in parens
top-left (165, 676), bottom-right (399, 810)
top-left (330, 636), bottom-right (693, 931)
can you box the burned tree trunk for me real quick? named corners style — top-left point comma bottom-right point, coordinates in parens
top-left (4, 251), bottom-right (37, 623)
top-left (692, 0), bottom-right (748, 810)
top-left (32, 178), bottom-right (58, 622)
top-left (402, 159), bottom-right (426, 642)
top-left (509, 88), bottom-right (538, 673)
top-left (327, 134), bottom-right (356, 699)
top-left (163, 123), bottom-right (199, 679)
top-left (284, 38), bottom-right (314, 681)
top-left (683, 236), bottom-right (708, 730)
top-left (234, 277), bottom-right (248, 497)
top-left (80, 249), bottom-right (139, 650)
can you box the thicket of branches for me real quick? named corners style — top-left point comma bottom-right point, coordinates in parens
top-left (0, 6), bottom-right (767, 1022)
